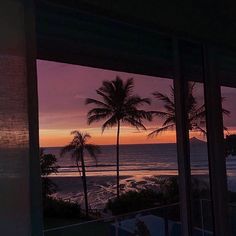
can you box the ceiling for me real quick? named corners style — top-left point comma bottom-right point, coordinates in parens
top-left (35, 0), bottom-right (236, 87)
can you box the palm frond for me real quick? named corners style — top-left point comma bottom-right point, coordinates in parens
top-left (191, 124), bottom-right (207, 136)
top-left (134, 110), bottom-right (153, 121)
top-left (83, 132), bottom-right (91, 139)
top-left (86, 77), bottom-right (152, 133)
top-left (188, 82), bottom-right (196, 94)
top-left (70, 130), bottom-right (80, 136)
top-left (100, 80), bottom-right (116, 95)
top-left (150, 111), bottom-right (172, 118)
top-left (193, 104), bottom-right (205, 116)
top-left (162, 116), bottom-right (175, 126)
top-left (87, 108), bottom-right (112, 117)
top-left (148, 124), bottom-right (175, 138)
top-left (224, 126), bottom-right (229, 134)
top-left (71, 149), bottom-right (82, 162)
top-left (123, 117), bottom-right (146, 130)
top-left (82, 133), bottom-right (91, 144)
top-left (222, 108), bottom-right (230, 116)
top-left (164, 104), bottom-right (176, 113)
top-left (150, 82), bottom-right (231, 138)
top-left (124, 78), bottom-right (134, 96)
top-left (60, 144), bottom-right (75, 157)
top-left (85, 144), bottom-right (101, 163)
top-left (96, 90), bottom-right (113, 106)
top-left (87, 113), bottom-right (112, 125)
top-left (61, 130), bottom-right (99, 174)
top-left (125, 96), bottom-right (151, 107)
top-left (101, 116), bottom-right (118, 132)
top-left (85, 98), bottom-right (109, 108)
top-left (152, 91), bottom-right (175, 108)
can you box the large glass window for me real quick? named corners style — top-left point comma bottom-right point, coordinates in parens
top-left (37, 60), bottom-right (182, 235)
top-left (221, 86), bottom-right (236, 235)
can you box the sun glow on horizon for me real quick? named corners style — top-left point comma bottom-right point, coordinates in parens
top-left (39, 128), bottom-right (177, 147)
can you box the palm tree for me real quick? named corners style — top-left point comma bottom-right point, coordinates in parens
top-left (148, 82), bottom-right (230, 137)
top-left (60, 131), bottom-right (100, 217)
top-left (85, 76), bottom-right (152, 197)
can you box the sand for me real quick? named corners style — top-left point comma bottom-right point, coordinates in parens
top-left (49, 174), bottom-right (169, 209)
top-left (49, 172), bottom-right (234, 210)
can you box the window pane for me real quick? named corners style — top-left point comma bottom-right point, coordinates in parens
top-left (188, 82), bottom-right (214, 234)
top-left (37, 60), bottom-right (182, 235)
top-left (221, 86), bottom-right (236, 236)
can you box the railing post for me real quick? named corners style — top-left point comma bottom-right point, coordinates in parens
top-left (164, 206), bottom-right (169, 236)
top-left (115, 217), bottom-right (119, 236)
top-left (200, 199), bottom-right (204, 236)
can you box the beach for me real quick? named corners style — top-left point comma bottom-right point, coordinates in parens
top-left (45, 143), bottom-right (236, 210)
top-left (49, 174), bottom-right (176, 209)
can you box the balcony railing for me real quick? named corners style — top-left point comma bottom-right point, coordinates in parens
top-left (44, 200), bottom-right (217, 236)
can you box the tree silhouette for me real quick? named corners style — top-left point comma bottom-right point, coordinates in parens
top-left (149, 82), bottom-right (230, 137)
top-left (40, 149), bottom-right (59, 199)
top-left (60, 131), bottom-right (100, 217)
top-left (86, 77), bottom-right (152, 197)
top-left (225, 134), bottom-right (236, 156)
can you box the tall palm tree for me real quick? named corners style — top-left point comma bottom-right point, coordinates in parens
top-left (60, 131), bottom-right (100, 217)
top-left (148, 82), bottom-right (230, 137)
top-left (85, 76), bottom-right (152, 197)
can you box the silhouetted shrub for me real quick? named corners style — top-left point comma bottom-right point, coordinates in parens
top-left (43, 197), bottom-right (81, 218)
top-left (225, 134), bottom-right (236, 156)
top-left (106, 189), bottom-right (162, 215)
top-left (40, 149), bottom-right (59, 199)
top-left (158, 176), bottom-right (179, 204)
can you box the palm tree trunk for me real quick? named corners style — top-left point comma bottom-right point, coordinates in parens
top-left (116, 120), bottom-right (120, 198)
top-left (76, 160), bottom-right (81, 176)
top-left (80, 150), bottom-right (89, 218)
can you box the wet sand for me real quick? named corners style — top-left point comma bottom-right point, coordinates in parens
top-left (49, 173), bottom-right (225, 210)
top-left (49, 174), bottom-right (174, 209)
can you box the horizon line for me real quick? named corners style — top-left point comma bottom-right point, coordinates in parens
top-left (40, 142), bottom-right (178, 149)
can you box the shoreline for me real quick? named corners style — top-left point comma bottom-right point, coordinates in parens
top-left (49, 174), bottom-right (205, 209)
top-left (50, 175), bottom-right (173, 209)
top-left (48, 173), bottom-right (236, 210)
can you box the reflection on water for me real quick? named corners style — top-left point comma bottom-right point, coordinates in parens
top-left (44, 143), bottom-right (212, 173)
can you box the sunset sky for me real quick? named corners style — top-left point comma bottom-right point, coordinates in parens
top-left (37, 60), bottom-right (236, 147)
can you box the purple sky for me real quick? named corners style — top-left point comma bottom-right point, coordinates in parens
top-left (37, 60), bottom-right (236, 147)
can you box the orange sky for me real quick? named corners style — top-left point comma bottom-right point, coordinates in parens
top-left (39, 128), bottom-right (177, 147)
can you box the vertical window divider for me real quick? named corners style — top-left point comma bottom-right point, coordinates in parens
top-left (202, 44), bottom-right (230, 236)
top-left (24, 0), bottom-right (44, 235)
top-left (173, 38), bottom-right (193, 236)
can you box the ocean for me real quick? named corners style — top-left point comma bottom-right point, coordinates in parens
top-left (44, 142), bottom-right (236, 208)
top-left (44, 143), bottom-right (205, 175)
top-left (44, 142), bottom-right (236, 177)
